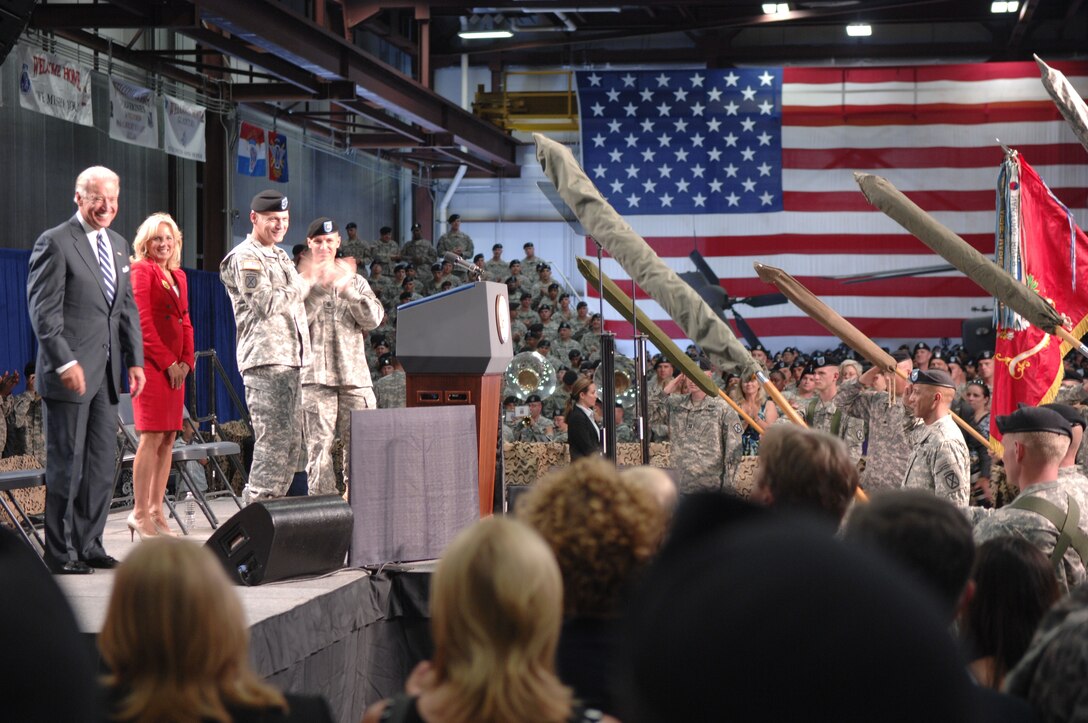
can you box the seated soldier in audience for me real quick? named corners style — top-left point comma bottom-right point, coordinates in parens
top-left (513, 393), bottom-right (555, 443)
top-left (519, 458), bottom-right (667, 716)
top-left (374, 355), bottom-right (406, 409)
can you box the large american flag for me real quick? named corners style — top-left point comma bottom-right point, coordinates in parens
top-left (576, 62), bottom-right (1088, 353)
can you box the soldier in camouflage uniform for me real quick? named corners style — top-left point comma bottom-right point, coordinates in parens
top-left (507, 259), bottom-right (531, 290)
top-left (298, 217), bottom-right (385, 496)
top-left (1043, 403), bottom-right (1088, 499)
top-left (614, 403), bottom-right (637, 443)
top-left (339, 222), bottom-right (371, 271)
top-left (484, 243), bottom-right (508, 280)
top-left (519, 241), bottom-right (549, 272)
top-left (803, 357), bottom-right (866, 463)
top-left (370, 226), bottom-right (401, 268)
top-left (542, 370), bottom-right (575, 419)
top-left (220, 190), bottom-right (311, 503)
top-left (515, 293), bottom-right (540, 327)
top-left (836, 352), bottom-right (919, 491)
top-left (374, 354), bottom-right (407, 409)
top-left (537, 304), bottom-right (561, 340)
top-left (512, 393), bottom-right (555, 442)
top-left (436, 214), bottom-right (475, 275)
top-left (972, 406), bottom-right (1087, 592)
top-left (579, 315), bottom-right (604, 360)
top-left (0, 369), bottom-right (19, 456)
top-left (400, 223), bottom-right (437, 270)
top-left (4, 363), bottom-right (45, 463)
top-left (366, 260), bottom-right (395, 302)
top-left (552, 414), bottom-right (569, 444)
top-left (649, 363), bottom-right (743, 494)
top-left (645, 356), bottom-right (674, 442)
top-left (550, 322), bottom-right (582, 369)
top-left (901, 368), bottom-right (971, 507)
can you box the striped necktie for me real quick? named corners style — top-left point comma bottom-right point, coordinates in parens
top-left (96, 231), bottom-right (116, 305)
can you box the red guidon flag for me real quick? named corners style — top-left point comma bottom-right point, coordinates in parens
top-left (991, 153), bottom-right (1088, 442)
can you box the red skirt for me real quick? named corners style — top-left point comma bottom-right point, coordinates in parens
top-left (133, 365), bottom-right (184, 432)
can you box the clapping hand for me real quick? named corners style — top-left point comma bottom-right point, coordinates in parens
top-left (0, 370), bottom-right (19, 397)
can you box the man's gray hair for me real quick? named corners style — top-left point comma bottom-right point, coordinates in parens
top-left (74, 166), bottom-right (120, 196)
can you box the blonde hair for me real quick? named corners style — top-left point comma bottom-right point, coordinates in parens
top-left (427, 517), bottom-right (572, 723)
top-left (99, 539), bottom-right (286, 723)
top-left (1007, 431), bottom-right (1071, 466)
top-left (132, 213), bottom-right (184, 270)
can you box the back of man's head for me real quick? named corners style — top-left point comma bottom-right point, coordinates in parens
top-left (843, 490), bottom-right (974, 621)
top-left (755, 425), bottom-right (858, 523)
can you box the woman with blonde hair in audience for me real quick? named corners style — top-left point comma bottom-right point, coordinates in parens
top-left (730, 373), bottom-right (779, 456)
top-left (100, 538), bottom-right (333, 723)
top-left (363, 517), bottom-right (616, 723)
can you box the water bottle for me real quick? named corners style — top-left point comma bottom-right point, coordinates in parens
top-left (183, 492), bottom-right (197, 529)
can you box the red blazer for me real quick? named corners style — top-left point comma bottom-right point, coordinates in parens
top-left (130, 259), bottom-right (195, 373)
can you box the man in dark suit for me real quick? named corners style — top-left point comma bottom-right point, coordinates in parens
top-left (27, 166), bottom-right (145, 574)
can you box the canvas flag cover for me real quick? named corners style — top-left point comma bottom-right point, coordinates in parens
top-left (990, 153), bottom-right (1088, 441)
top-left (16, 44), bottom-right (92, 127)
top-left (163, 94), bottom-right (206, 162)
top-left (238, 121), bottom-right (266, 177)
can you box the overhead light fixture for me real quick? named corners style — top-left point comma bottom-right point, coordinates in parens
top-left (990, 1), bottom-right (1019, 12)
top-left (459, 14), bottom-right (515, 40)
top-left (846, 23), bottom-right (872, 37)
top-left (762, 3), bottom-right (790, 14)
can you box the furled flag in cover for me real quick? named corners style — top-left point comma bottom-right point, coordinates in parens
top-left (268, 130), bottom-right (288, 183)
top-left (990, 152), bottom-right (1088, 442)
top-left (237, 121), bottom-right (266, 177)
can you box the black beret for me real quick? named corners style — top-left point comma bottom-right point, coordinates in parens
top-left (1041, 403), bottom-right (1087, 430)
top-left (370, 259), bottom-right (383, 268)
top-left (909, 368), bottom-right (956, 389)
top-left (526, 394), bottom-right (542, 403)
top-left (538, 303), bottom-right (552, 311)
top-left (891, 350), bottom-right (912, 363)
top-left (370, 334), bottom-right (387, 344)
top-left (431, 262), bottom-right (443, 271)
top-left (393, 263), bottom-right (407, 272)
top-left (577, 301), bottom-right (589, 309)
top-left (520, 292), bottom-right (532, 300)
top-left (503, 395), bottom-right (520, 405)
top-left (548, 282), bottom-right (560, 290)
top-left (997, 406), bottom-right (1072, 438)
top-left (751, 343), bottom-right (767, 353)
top-left (913, 342), bottom-right (930, 352)
top-left (562, 370), bottom-right (579, 386)
top-left (410, 222), bottom-right (421, 231)
top-left (291, 244), bottom-right (306, 257)
top-left (558, 321), bottom-right (571, 330)
top-left (345, 221), bottom-right (358, 229)
top-left (569, 349), bottom-right (583, 360)
top-left (813, 355), bottom-right (837, 369)
top-left (977, 349), bottom-right (995, 360)
top-left (537, 263), bottom-right (551, 271)
top-left (580, 361), bottom-right (598, 372)
top-left (379, 226), bottom-right (392, 235)
top-left (492, 243), bottom-right (503, 250)
top-left (378, 354), bottom-right (393, 367)
top-left (447, 213), bottom-right (461, 223)
top-left (251, 190), bottom-right (288, 212)
top-left (473, 254), bottom-right (484, 261)
top-left (801, 364), bottom-right (816, 377)
top-left (523, 242), bottom-right (534, 248)
top-left (509, 259), bottom-right (522, 267)
top-left (306, 217), bottom-right (338, 238)
top-left (404, 263), bottom-right (415, 270)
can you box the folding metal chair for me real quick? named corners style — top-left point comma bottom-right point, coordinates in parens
top-left (0, 468), bottom-right (47, 563)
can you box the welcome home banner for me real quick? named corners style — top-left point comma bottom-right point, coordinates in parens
top-left (16, 44), bottom-right (93, 127)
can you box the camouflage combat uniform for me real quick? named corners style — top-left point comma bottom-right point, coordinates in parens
top-left (645, 375), bottom-right (671, 442)
top-left (301, 276), bottom-right (384, 495)
top-left (803, 394), bottom-right (867, 463)
top-left (400, 239), bottom-right (437, 270)
top-left (436, 230), bottom-right (475, 260)
top-left (5, 389), bottom-right (45, 463)
top-left (485, 259), bottom-right (510, 280)
top-left (973, 480), bottom-right (1088, 592)
top-left (339, 237), bottom-right (372, 268)
top-left (220, 236), bottom-right (312, 503)
top-left (902, 413), bottom-right (971, 507)
top-left (374, 370), bottom-right (407, 409)
top-left (836, 380), bottom-right (919, 491)
top-left (616, 421), bottom-right (637, 443)
top-left (513, 415), bottom-right (555, 443)
top-left (370, 239), bottom-right (400, 267)
top-left (650, 392), bottom-right (742, 494)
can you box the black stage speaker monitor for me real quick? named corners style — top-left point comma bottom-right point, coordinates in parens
top-left (0, 0), bottom-right (38, 66)
top-left (205, 496), bottom-right (353, 586)
top-left (962, 316), bottom-right (996, 358)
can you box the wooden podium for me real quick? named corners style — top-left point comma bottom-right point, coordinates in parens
top-left (396, 282), bottom-right (513, 516)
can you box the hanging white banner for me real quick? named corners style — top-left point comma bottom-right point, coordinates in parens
top-left (16, 44), bottom-right (93, 126)
top-left (162, 94), bottom-right (206, 162)
top-left (109, 77), bottom-right (158, 149)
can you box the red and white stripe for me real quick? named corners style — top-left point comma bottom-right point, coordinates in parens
top-left (588, 61), bottom-right (1088, 355)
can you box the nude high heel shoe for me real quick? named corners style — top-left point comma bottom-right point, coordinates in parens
top-left (127, 512), bottom-right (158, 541)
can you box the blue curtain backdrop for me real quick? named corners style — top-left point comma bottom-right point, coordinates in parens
top-left (1, 250), bottom-right (244, 423)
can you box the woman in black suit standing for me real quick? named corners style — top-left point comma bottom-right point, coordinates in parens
top-left (567, 376), bottom-right (601, 461)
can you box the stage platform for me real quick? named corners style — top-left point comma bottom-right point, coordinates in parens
top-left (52, 498), bottom-right (436, 723)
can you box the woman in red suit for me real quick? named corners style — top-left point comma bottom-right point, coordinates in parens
top-left (128, 213), bottom-right (194, 539)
